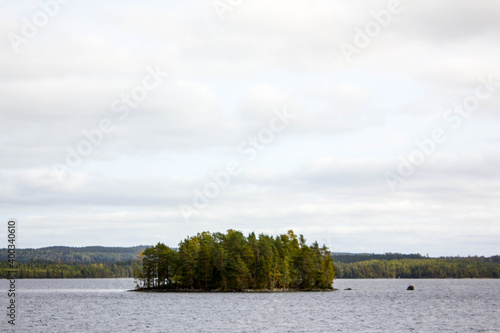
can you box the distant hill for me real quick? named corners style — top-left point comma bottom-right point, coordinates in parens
top-left (332, 252), bottom-right (424, 263)
top-left (0, 245), bottom-right (148, 264)
top-left (331, 253), bottom-right (500, 278)
top-left (332, 252), bottom-right (500, 263)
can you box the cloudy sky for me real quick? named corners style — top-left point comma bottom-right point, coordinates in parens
top-left (1, 0), bottom-right (499, 256)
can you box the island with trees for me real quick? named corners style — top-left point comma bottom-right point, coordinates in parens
top-left (1, 239), bottom-right (499, 280)
top-left (133, 230), bottom-right (336, 291)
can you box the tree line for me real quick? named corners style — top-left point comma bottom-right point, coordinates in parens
top-left (332, 252), bottom-right (500, 264)
top-left (0, 246), bottom-right (147, 264)
top-left (0, 246), bottom-right (144, 278)
top-left (0, 261), bottom-right (135, 278)
top-left (332, 252), bottom-right (425, 263)
top-left (335, 258), bottom-right (500, 278)
top-left (1, 244), bottom-right (498, 279)
top-left (134, 230), bottom-right (336, 291)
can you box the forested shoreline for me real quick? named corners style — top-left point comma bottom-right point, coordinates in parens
top-left (0, 245), bottom-right (142, 278)
top-left (335, 258), bottom-right (500, 278)
top-left (1, 243), bottom-right (499, 279)
top-left (0, 245), bottom-right (147, 263)
top-left (134, 230), bottom-right (336, 291)
top-left (0, 261), bottom-right (135, 278)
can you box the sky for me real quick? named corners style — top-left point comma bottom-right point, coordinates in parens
top-left (0, 0), bottom-right (499, 256)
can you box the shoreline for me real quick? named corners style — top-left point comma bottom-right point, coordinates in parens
top-left (131, 288), bottom-right (338, 293)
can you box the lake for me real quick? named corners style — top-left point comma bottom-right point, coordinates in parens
top-left (1, 279), bottom-right (499, 332)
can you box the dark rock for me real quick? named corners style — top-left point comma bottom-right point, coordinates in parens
top-left (407, 285), bottom-right (415, 290)
top-left (344, 288), bottom-right (352, 290)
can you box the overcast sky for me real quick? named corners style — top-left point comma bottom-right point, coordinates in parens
top-left (1, 0), bottom-right (499, 256)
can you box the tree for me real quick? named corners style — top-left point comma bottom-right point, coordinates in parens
top-left (132, 230), bottom-right (337, 291)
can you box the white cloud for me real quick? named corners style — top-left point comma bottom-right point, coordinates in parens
top-left (0, 0), bottom-right (499, 256)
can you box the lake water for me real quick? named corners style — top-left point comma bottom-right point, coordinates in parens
top-left (1, 278), bottom-right (499, 332)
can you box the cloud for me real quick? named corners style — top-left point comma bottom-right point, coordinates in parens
top-left (0, 0), bottom-right (499, 256)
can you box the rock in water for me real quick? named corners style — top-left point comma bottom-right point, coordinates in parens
top-left (407, 285), bottom-right (415, 290)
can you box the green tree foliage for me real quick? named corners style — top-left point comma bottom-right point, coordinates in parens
top-left (0, 261), bottom-right (135, 278)
top-left (335, 258), bottom-right (500, 278)
top-left (134, 230), bottom-right (336, 291)
top-left (332, 252), bottom-right (424, 264)
top-left (4, 244), bottom-right (497, 280)
top-left (0, 246), bottom-right (145, 278)
top-left (0, 246), bottom-right (147, 264)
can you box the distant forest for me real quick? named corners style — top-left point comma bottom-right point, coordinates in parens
top-left (0, 246), bottom-right (146, 278)
top-left (1, 243), bottom-right (499, 279)
top-left (333, 254), bottom-right (500, 278)
top-left (0, 246), bottom-right (147, 263)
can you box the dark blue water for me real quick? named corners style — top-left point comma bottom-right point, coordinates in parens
top-left (1, 279), bottom-right (499, 332)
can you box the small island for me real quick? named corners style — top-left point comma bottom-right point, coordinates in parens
top-left (133, 230), bottom-right (336, 292)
